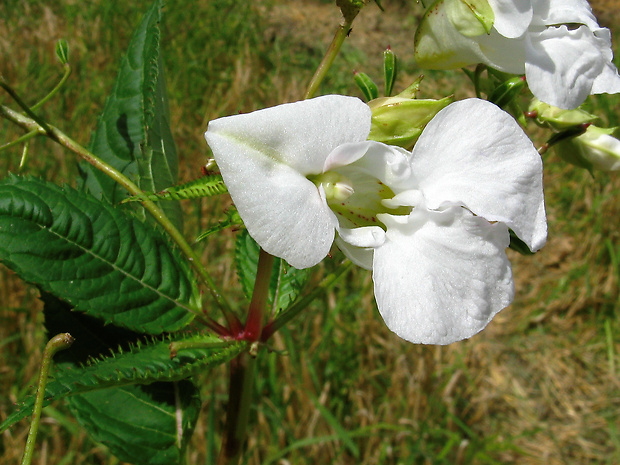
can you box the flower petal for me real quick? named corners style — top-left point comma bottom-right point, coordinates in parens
top-left (488, 0), bottom-right (532, 38)
top-left (206, 95), bottom-right (371, 176)
top-left (525, 25), bottom-right (615, 109)
top-left (373, 206), bottom-right (513, 345)
top-left (410, 99), bottom-right (546, 251)
top-left (205, 96), bottom-right (370, 268)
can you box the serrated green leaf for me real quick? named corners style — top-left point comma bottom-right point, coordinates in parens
top-left (68, 381), bottom-right (200, 465)
top-left (123, 175), bottom-right (228, 204)
top-left (0, 176), bottom-right (200, 334)
top-left (79, 0), bottom-right (182, 229)
top-left (235, 230), bottom-right (310, 318)
top-left (0, 333), bottom-right (246, 432)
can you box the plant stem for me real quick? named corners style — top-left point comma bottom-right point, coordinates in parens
top-left (0, 129), bottom-right (38, 152)
top-left (304, 17), bottom-right (354, 100)
top-left (0, 103), bottom-right (236, 329)
top-left (217, 351), bottom-right (257, 465)
top-left (244, 248), bottom-right (275, 341)
top-left (31, 64), bottom-right (71, 111)
top-left (217, 249), bottom-right (273, 464)
top-left (20, 333), bottom-right (74, 465)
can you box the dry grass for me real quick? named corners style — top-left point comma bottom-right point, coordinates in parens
top-left (1, 1), bottom-right (619, 464)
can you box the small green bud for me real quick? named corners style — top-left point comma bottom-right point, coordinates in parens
top-left (556, 125), bottom-right (620, 172)
top-left (528, 98), bottom-right (597, 130)
top-left (354, 71), bottom-right (379, 102)
top-left (55, 39), bottom-right (69, 65)
top-left (368, 91), bottom-right (453, 149)
top-left (383, 47), bottom-right (397, 97)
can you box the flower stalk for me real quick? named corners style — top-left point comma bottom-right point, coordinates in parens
top-left (20, 333), bottom-right (74, 465)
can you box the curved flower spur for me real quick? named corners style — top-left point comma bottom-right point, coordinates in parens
top-left (205, 95), bottom-right (546, 344)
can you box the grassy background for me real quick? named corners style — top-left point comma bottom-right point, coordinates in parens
top-left (1, 0), bottom-right (619, 464)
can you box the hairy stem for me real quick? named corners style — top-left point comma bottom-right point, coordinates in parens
top-left (20, 333), bottom-right (74, 465)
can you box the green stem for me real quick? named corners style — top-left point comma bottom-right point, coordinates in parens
top-left (0, 103), bottom-right (236, 327)
top-left (0, 129), bottom-right (38, 153)
top-left (304, 17), bottom-right (354, 100)
top-left (31, 64), bottom-right (71, 111)
top-left (20, 333), bottom-right (74, 465)
top-left (262, 260), bottom-right (353, 341)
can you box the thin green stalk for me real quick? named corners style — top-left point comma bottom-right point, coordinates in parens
top-left (0, 129), bottom-right (38, 152)
top-left (304, 18), bottom-right (354, 100)
top-left (31, 64), bottom-right (71, 111)
top-left (20, 333), bottom-right (74, 465)
top-left (0, 103), bottom-right (236, 327)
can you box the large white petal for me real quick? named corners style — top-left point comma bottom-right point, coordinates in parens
top-left (205, 96), bottom-right (370, 268)
top-left (488, 0), bottom-right (532, 38)
top-left (373, 206), bottom-right (513, 345)
top-left (206, 95), bottom-right (371, 176)
top-left (410, 99), bottom-right (547, 251)
top-left (525, 25), bottom-right (609, 109)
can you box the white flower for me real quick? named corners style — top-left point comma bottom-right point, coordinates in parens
top-left (205, 95), bottom-right (546, 344)
top-left (414, 0), bottom-right (620, 109)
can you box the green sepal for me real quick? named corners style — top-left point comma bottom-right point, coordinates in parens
top-left (122, 174), bottom-right (228, 203)
top-left (354, 71), bottom-right (379, 102)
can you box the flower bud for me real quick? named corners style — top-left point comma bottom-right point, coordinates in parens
top-left (55, 39), bottom-right (69, 65)
top-left (556, 125), bottom-right (620, 172)
top-left (367, 86), bottom-right (452, 149)
top-left (528, 98), bottom-right (597, 130)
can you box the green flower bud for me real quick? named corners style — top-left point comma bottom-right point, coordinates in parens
top-left (55, 39), bottom-right (69, 65)
top-left (556, 125), bottom-right (620, 172)
top-left (367, 84), bottom-right (453, 149)
top-left (528, 98), bottom-right (597, 130)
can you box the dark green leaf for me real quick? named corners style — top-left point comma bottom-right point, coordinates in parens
top-left (80, 0), bottom-right (182, 229)
top-left (235, 230), bottom-right (310, 318)
top-left (0, 176), bottom-right (199, 333)
top-left (123, 175), bottom-right (228, 203)
top-left (0, 333), bottom-right (246, 431)
top-left (68, 381), bottom-right (200, 465)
